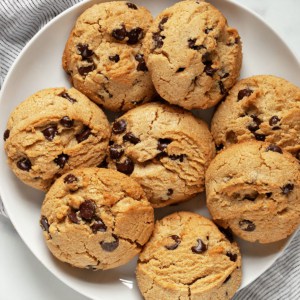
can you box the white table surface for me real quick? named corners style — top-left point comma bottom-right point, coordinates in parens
top-left (0, 1), bottom-right (299, 300)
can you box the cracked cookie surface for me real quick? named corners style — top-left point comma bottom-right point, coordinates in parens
top-left (205, 141), bottom-right (300, 243)
top-left (4, 87), bottom-right (110, 191)
top-left (136, 211), bottom-right (241, 300)
top-left (40, 167), bottom-right (154, 270)
top-left (62, 1), bottom-right (155, 112)
top-left (211, 75), bottom-right (300, 158)
top-left (107, 102), bottom-right (215, 207)
top-left (142, 0), bottom-right (242, 110)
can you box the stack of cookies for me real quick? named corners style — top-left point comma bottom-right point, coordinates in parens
top-left (3, 1), bottom-right (300, 299)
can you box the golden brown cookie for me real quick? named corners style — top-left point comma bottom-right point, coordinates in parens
top-left (4, 88), bottom-right (110, 191)
top-left (63, 1), bottom-right (155, 111)
top-left (211, 75), bottom-right (300, 157)
top-left (142, 0), bottom-right (242, 110)
top-left (137, 211), bottom-right (242, 300)
top-left (40, 167), bottom-right (154, 270)
top-left (107, 102), bottom-right (215, 207)
top-left (205, 141), bottom-right (300, 243)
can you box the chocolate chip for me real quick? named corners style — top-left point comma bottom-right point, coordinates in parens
top-left (188, 38), bottom-right (204, 50)
top-left (126, 2), bottom-right (137, 9)
top-left (157, 138), bottom-right (172, 151)
top-left (135, 54), bottom-right (148, 71)
top-left (112, 119), bottom-right (127, 134)
top-left (224, 275), bottom-right (231, 284)
top-left (216, 144), bottom-right (224, 151)
top-left (77, 44), bottom-right (94, 60)
top-left (17, 157), bottom-right (32, 171)
top-left (123, 132), bottom-right (140, 144)
top-left (116, 157), bottom-right (134, 175)
top-left (272, 126), bottom-right (281, 131)
top-left (218, 225), bottom-right (234, 243)
top-left (100, 234), bottom-right (119, 252)
top-left (191, 239), bottom-right (207, 253)
top-left (247, 115), bottom-right (262, 132)
top-left (152, 32), bottom-right (165, 49)
top-left (158, 17), bottom-right (168, 31)
top-left (176, 67), bottom-right (185, 73)
top-left (243, 191), bottom-right (258, 201)
top-left (60, 116), bottom-right (74, 128)
top-left (79, 200), bottom-right (96, 221)
top-left (40, 216), bottom-right (50, 232)
top-left (204, 27), bottom-right (213, 34)
top-left (167, 188), bottom-right (173, 196)
top-left (169, 154), bottom-right (186, 162)
top-left (112, 25), bottom-right (127, 41)
top-left (109, 144), bottom-right (124, 159)
top-left (281, 183), bottom-right (294, 195)
top-left (266, 192), bottom-right (272, 198)
top-left (204, 64), bottom-right (217, 77)
top-left (68, 210), bottom-right (79, 223)
top-left (54, 153), bottom-right (69, 168)
top-left (239, 220), bottom-right (256, 231)
top-left (91, 217), bottom-right (107, 233)
top-left (60, 92), bottom-right (77, 103)
top-left (64, 174), bottom-right (78, 184)
top-left (219, 81), bottom-right (226, 95)
top-left (296, 151), bottom-right (300, 161)
top-left (165, 235), bottom-right (181, 250)
top-left (269, 116), bottom-right (280, 126)
top-left (42, 125), bottom-right (58, 141)
top-left (266, 144), bottom-right (283, 154)
top-left (76, 126), bottom-right (91, 143)
top-left (127, 27), bottom-right (143, 44)
top-left (237, 88), bottom-right (253, 101)
top-left (3, 129), bottom-right (10, 141)
top-left (109, 54), bottom-right (120, 62)
top-left (221, 72), bottom-right (230, 79)
top-left (226, 251), bottom-right (237, 262)
top-left (78, 64), bottom-right (95, 76)
top-left (254, 133), bottom-right (266, 141)
top-left (226, 131), bottom-right (237, 144)
top-left (98, 157), bottom-right (108, 168)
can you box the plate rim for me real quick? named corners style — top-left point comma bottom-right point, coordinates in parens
top-left (0, 0), bottom-right (299, 299)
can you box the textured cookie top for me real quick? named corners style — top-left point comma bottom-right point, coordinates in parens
top-left (142, 0), bottom-right (242, 110)
top-left (63, 1), bottom-right (155, 111)
top-left (211, 75), bottom-right (300, 157)
top-left (41, 168), bottom-right (154, 270)
top-left (107, 102), bottom-right (215, 207)
top-left (137, 212), bottom-right (241, 300)
top-left (4, 88), bottom-right (110, 191)
top-left (206, 141), bottom-right (300, 243)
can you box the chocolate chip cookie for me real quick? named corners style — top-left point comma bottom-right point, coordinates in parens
top-left (40, 167), bottom-right (154, 270)
top-left (136, 211), bottom-right (241, 300)
top-left (211, 75), bottom-right (300, 157)
top-left (205, 141), bottom-right (300, 243)
top-left (142, 0), bottom-right (242, 110)
top-left (4, 88), bottom-right (110, 191)
top-left (63, 1), bottom-right (155, 112)
top-left (107, 102), bottom-right (215, 207)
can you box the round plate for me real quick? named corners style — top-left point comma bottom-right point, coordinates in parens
top-left (0, 0), bottom-right (299, 299)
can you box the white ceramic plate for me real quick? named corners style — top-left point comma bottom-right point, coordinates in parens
top-left (0, 0), bottom-right (299, 299)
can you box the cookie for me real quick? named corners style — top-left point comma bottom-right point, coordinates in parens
top-left (205, 141), bottom-right (300, 243)
top-left (4, 88), bottom-right (110, 191)
top-left (211, 75), bottom-right (300, 157)
top-left (40, 167), bottom-right (154, 270)
top-left (62, 1), bottom-right (155, 112)
top-left (142, 0), bottom-right (242, 110)
top-left (107, 102), bottom-right (215, 207)
top-left (136, 212), bottom-right (242, 300)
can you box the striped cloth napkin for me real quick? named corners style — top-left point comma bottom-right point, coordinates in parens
top-left (0, 1), bottom-right (299, 299)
